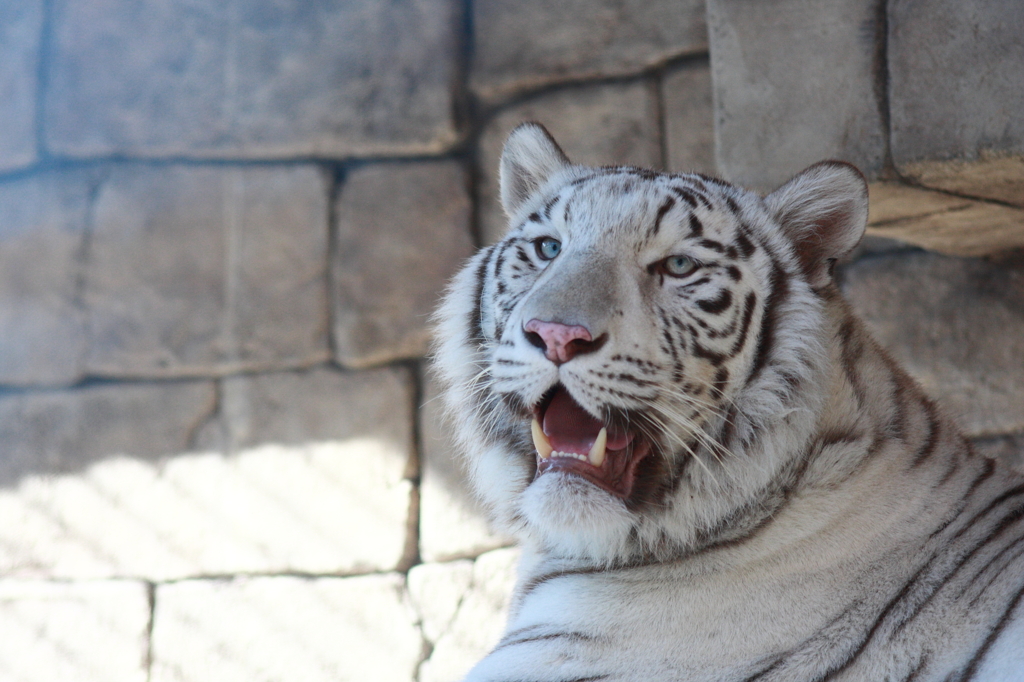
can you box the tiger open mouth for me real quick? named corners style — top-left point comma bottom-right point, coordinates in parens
top-left (531, 386), bottom-right (652, 498)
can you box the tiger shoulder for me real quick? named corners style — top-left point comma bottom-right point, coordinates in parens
top-left (432, 122), bottom-right (1024, 682)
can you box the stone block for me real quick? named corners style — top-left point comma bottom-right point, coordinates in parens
top-left (470, 0), bottom-right (706, 103)
top-left (869, 183), bottom-right (983, 226)
top-left (85, 164), bottom-right (330, 378)
top-left (411, 548), bottom-right (519, 682)
top-left (215, 365), bottom-right (414, 453)
top-left (707, 0), bottom-right (886, 191)
top-left (478, 80), bottom-right (663, 244)
top-left (662, 61), bottom-right (717, 175)
top-left (407, 559), bottom-right (474, 644)
top-left (0, 380), bottom-right (216, 578)
top-left (0, 368), bottom-right (415, 580)
top-left (0, 579), bottom-right (150, 682)
top-left (44, 0), bottom-right (460, 158)
top-left (888, 0), bottom-right (1024, 205)
top-left (864, 182), bottom-right (1024, 257)
top-left (0, 380), bottom-right (215, 488)
top-left (841, 251), bottom-right (1024, 438)
top-left (420, 373), bottom-right (511, 563)
top-left (151, 574), bottom-right (422, 682)
top-left (333, 161), bottom-right (473, 367)
top-left (0, 0), bottom-right (41, 172)
top-left (0, 170), bottom-right (94, 387)
top-left (899, 155), bottom-right (1024, 210)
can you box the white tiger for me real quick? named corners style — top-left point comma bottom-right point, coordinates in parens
top-left (432, 122), bottom-right (1024, 681)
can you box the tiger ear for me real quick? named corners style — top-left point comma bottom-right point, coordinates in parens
top-left (499, 122), bottom-right (571, 218)
top-left (765, 161), bottom-right (868, 289)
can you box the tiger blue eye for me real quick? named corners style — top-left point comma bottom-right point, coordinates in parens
top-left (536, 237), bottom-right (561, 260)
top-left (663, 255), bottom-right (697, 277)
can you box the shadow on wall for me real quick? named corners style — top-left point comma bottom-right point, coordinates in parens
top-left (0, 366), bottom-right (419, 580)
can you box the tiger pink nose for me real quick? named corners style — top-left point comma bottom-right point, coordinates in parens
top-left (524, 319), bottom-right (594, 364)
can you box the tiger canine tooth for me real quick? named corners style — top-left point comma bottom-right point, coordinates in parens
top-left (588, 427), bottom-right (608, 467)
top-left (532, 418), bottom-right (553, 459)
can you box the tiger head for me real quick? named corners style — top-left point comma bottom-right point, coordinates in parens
top-left (433, 123), bottom-right (869, 565)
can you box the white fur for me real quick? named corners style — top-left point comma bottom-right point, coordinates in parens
top-left (432, 125), bottom-right (1024, 681)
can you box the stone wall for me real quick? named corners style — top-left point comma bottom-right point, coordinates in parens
top-left (0, 1), bottom-right (1022, 681)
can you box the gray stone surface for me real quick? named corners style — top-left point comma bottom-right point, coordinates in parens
top-left (0, 380), bottom-right (218, 579)
top-left (420, 374), bottom-right (511, 563)
top-left (0, 0), bottom-right (41, 172)
top-left (151, 574), bottom-right (422, 682)
top-left (841, 251), bottom-right (1024, 438)
top-left (707, 0), bottom-right (886, 191)
top-left (0, 579), bottom-right (150, 682)
top-left (407, 559), bottom-right (475, 644)
top-left (85, 164), bottom-right (330, 378)
top-left (662, 61), bottom-right (717, 176)
top-left (470, 0), bottom-right (707, 103)
top-left (413, 548), bottom-right (519, 682)
top-left (0, 368), bottom-right (416, 580)
top-left (478, 80), bottom-right (663, 244)
top-left (888, 0), bottom-right (1024, 201)
top-left (333, 161), bottom-right (473, 368)
top-left (0, 170), bottom-right (95, 387)
top-left (45, 0), bottom-right (461, 158)
top-left (0, 379), bottom-right (215, 488)
top-left (214, 365), bottom-right (415, 455)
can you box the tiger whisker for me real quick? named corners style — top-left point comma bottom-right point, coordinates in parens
top-left (639, 408), bottom-right (722, 487)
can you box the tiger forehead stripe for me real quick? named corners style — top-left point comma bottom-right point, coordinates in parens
top-left (542, 192), bottom-right (562, 220)
top-left (670, 187), bottom-right (697, 209)
top-left (648, 195), bottom-right (676, 238)
top-left (688, 214), bottom-right (704, 237)
top-left (735, 231), bottom-right (757, 259)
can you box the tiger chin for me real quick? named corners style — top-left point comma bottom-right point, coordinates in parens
top-left (432, 122), bottom-right (1024, 681)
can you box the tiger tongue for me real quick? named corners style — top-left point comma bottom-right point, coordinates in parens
top-left (542, 388), bottom-right (630, 453)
